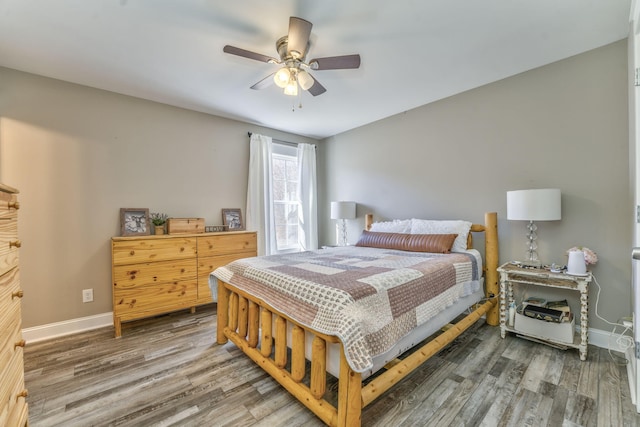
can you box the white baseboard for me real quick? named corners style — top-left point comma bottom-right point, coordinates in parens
top-left (22, 312), bottom-right (113, 343)
top-left (588, 327), bottom-right (634, 354)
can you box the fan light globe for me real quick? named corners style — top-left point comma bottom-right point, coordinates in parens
top-left (297, 70), bottom-right (314, 90)
top-left (284, 81), bottom-right (298, 96)
top-left (274, 68), bottom-right (291, 88)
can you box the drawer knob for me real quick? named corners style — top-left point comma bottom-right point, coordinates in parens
top-left (10, 240), bottom-right (21, 248)
top-left (16, 390), bottom-right (28, 400)
top-left (8, 201), bottom-right (20, 210)
top-left (14, 339), bottom-right (26, 349)
top-left (12, 290), bottom-right (24, 299)
top-left (130, 250), bottom-right (135, 256)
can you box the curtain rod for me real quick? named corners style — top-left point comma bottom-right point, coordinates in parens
top-left (247, 132), bottom-right (315, 148)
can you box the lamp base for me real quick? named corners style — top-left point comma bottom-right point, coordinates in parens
top-left (338, 219), bottom-right (348, 246)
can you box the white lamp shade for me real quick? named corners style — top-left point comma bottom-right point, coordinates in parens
top-left (331, 201), bottom-right (356, 220)
top-left (507, 188), bottom-right (561, 221)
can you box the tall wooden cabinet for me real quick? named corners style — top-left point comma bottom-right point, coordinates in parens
top-left (0, 184), bottom-right (28, 426)
top-left (111, 231), bottom-right (257, 337)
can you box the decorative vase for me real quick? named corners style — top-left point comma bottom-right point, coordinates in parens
top-left (567, 250), bottom-right (586, 275)
top-left (154, 225), bottom-right (165, 235)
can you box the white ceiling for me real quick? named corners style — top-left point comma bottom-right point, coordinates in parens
top-left (0, 0), bottom-right (632, 139)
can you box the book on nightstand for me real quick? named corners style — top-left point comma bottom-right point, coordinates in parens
top-left (545, 299), bottom-right (571, 313)
top-left (522, 304), bottom-right (570, 323)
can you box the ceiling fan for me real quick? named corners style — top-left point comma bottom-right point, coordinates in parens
top-left (223, 17), bottom-right (361, 97)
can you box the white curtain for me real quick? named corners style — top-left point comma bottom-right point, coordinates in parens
top-left (297, 143), bottom-right (318, 251)
top-left (246, 133), bottom-right (276, 256)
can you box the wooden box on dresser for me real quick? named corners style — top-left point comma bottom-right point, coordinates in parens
top-left (0, 184), bottom-right (28, 426)
top-left (111, 231), bottom-right (257, 337)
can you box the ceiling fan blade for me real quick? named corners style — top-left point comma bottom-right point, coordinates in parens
top-left (250, 73), bottom-right (275, 90)
top-left (307, 75), bottom-right (326, 97)
top-left (287, 17), bottom-right (312, 59)
top-left (309, 54), bottom-right (361, 70)
top-left (223, 45), bottom-right (279, 64)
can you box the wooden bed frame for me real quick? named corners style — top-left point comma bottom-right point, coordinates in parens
top-left (216, 212), bottom-right (499, 426)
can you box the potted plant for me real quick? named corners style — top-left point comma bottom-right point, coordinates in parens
top-left (150, 213), bottom-right (169, 235)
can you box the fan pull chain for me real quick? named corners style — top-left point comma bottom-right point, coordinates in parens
top-left (291, 94), bottom-right (303, 112)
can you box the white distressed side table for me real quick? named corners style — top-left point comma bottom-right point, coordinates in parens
top-left (497, 262), bottom-right (592, 361)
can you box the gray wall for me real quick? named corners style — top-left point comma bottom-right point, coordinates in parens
top-left (0, 40), bottom-right (630, 334)
top-left (320, 40), bottom-right (630, 332)
top-left (0, 66), bottom-right (316, 328)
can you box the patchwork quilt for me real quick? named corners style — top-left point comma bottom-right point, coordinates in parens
top-left (212, 246), bottom-right (482, 373)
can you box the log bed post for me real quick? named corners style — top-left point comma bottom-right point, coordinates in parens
top-left (217, 281), bottom-right (229, 344)
top-left (484, 212), bottom-right (499, 326)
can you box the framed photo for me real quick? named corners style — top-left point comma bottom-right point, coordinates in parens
top-left (120, 208), bottom-right (150, 236)
top-left (222, 208), bottom-right (244, 231)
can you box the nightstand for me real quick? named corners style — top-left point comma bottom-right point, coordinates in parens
top-left (497, 262), bottom-right (592, 360)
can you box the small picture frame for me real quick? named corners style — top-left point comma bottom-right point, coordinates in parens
top-left (120, 208), bottom-right (150, 236)
top-left (221, 208), bottom-right (244, 231)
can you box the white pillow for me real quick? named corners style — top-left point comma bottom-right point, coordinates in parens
top-left (409, 219), bottom-right (472, 252)
top-left (369, 219), bottom-right (411, 233)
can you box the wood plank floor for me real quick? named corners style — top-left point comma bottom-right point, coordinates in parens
top-left (23, 304), bottom-right (640, 426)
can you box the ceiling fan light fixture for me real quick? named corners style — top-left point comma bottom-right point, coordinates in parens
top-left (297, 70), bottom-right (313, 91)
top-left (223, 16), bottom-right (361, 99)
top-left (284, 80), bottom-right (298, 96)
top-left (273, 67), bottom-right (291, 88)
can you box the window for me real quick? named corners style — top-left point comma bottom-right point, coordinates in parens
top-left (272, 143), bottom-right (299, 252)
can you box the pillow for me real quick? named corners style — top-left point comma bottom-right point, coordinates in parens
top-left (355, 230), bottom-right (457, 254)
top-left (369, 219), bottom-right (411, 233)
top-left (409, 219), bottom-right (472, 252)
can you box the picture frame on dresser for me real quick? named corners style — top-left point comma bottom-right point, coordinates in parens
top-left (120, 208), bottom-right (150, 236)
top-left (221, 208), bottom-right (244, 230)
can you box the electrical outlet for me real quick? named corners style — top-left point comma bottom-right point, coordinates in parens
top-left (82, 288), bottom-right (93, 303)
top-left (622, 316), bottom-right (633, 328)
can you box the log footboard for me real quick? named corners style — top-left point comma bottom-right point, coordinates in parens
top-left (217, 280), bottom-right (496, 426)
top-left (217, 280), bottom-right (358, 426)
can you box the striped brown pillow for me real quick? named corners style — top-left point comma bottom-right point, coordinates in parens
top-left (355, 230), bottom-right (458, 253)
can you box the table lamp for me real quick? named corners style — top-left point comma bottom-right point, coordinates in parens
top-left (507, 188), bottom-right (561, 267)
top-left (330, 201), bottom-right (356, 246)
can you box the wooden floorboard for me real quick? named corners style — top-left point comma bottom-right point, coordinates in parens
top-left (23, 304), bottom-right (640, 426)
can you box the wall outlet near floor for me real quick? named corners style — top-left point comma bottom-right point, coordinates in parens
top-left (82, 288), bottom-right (94, 303)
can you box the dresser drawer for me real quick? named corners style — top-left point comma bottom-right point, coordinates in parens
top-left (0, 220), bottom-right (19, 278)
top-left (197, 232), bottom-right (257, 257)
top-left (113, 259), bottom-right (197, 290)
top-left (0, 345), bottom-right (26, 427)
top-left (6, 398), bottom-right (28, 427)
top-left (0, 190), bottom-right (18, 219)
top-left (0, 268), bottom-right (20, 335)
top-left (0, 314), bottom-right (22, 389)
top-left (112, 238), bottom-right (197, 266)
top-left (114, 280), bottom-right (197, 321)
top-left (197, 253), bottom-right (254, 300)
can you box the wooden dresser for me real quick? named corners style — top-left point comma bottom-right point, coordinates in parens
top-left (0, 184), bottom-right (28, 426)
top-left (111, 231), bottom-right (257, 337)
